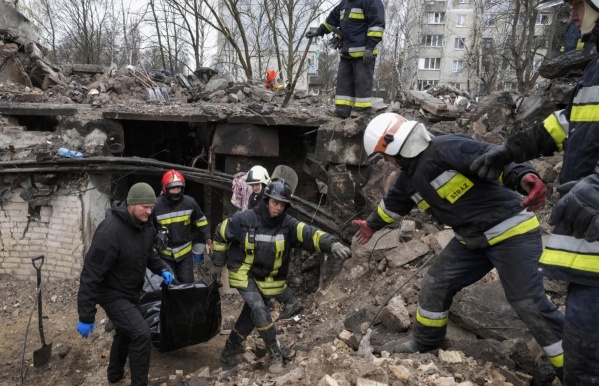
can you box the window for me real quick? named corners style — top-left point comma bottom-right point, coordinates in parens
top-left (454, 37), bottom-right (466, 49)
top-left (458, 0), bottom-right (470, 3)
top-left (422, 35), bottom-right (444, 47)
top-left (517, 14), bottom-right (527, 25)
top-left (484, 14), bottom-right (496, 27)
top-left (417, 80), bottom-right (439, 90)
top-left (451, 83), bottom-right (462, 90)
top-left (504, 82), bottom-right (517, 90)
top-left (483, 38), bottom-right (493, 48)
top-left (536, 13), bottom-right (550, 25)
top-left (427, 12), bottom-right (445, 24)
top-left (419, 58), bottom-right (441, 69)
top-left (456, 14), bottom-right (466, 27)
top-left (452, 60), bottom-right (464, 72)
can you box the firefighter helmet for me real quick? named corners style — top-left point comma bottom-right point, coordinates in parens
top-left (263, 179), bottom-right (292, 204)
top-left (536, 0), bottom-right (599, 12)
top-left (246, 165), bottom-right (270, 186)
top-left (363, 113), bottom-right (432, 161)
top-left (161, 170), bottom-right (185, 193)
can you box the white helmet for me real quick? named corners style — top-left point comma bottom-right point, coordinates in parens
top-left (363, 113), bottom-right (432, 161)
top-left (536, 0), bottom-right (599, 11)
top-left (246, 165), bottom-right (270, 185)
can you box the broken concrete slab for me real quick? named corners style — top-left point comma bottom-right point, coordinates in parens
top-left (450, 280), bottom-right (533, 343)
top-left (408, 90), bottom-right (460, 119)
top-left (385, 239), bottom-right (430, 268)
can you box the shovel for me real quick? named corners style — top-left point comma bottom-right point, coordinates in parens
top-left (126, 65), bottom-right (163, 102)
top-left (32, 255), bottom-right (52, 367)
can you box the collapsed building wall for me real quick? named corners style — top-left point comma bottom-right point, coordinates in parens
top-left (0, 178), bottom-right (110, 281)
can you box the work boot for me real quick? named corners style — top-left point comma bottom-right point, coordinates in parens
top-left (280, 300), bottom-right (303, 320)
top-left (267, 344), bottom-right (284, 374)
top-left (220, 337), bottom-right (244, 367)
top-left (393, 339), bottom-right (437, 354)
top-left (351, 110), bottom-right (372, 119)
top-left (325, 108), bottom-right (349, 119)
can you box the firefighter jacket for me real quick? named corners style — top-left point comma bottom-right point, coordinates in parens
top-left (77, 201), bottom-right (168, 323)
top-left (367, 134), bottom-right (540, 250)
top-left (152, 194), bottom-right (211, 261)
top-left (212, 202), bottom-right (338, 296)
top-left (504, 52), bottom-right (599, 287)
top-left (317, 0), bottom-right (385, 59)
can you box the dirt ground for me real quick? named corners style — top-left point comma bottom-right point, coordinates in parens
top-left (0, 244), bottom-right (562, 386)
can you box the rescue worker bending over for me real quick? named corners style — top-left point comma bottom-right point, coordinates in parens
top-left (470, 0), bottom-right (599, 383)
top-left (153, 170), bottom-right (213, 284)
top-left (212, 178), bottom-right (352, 374)
top-left (354, 113), bottom-right (565, 380)
top-left (246, 165), bottom-right (270, 210)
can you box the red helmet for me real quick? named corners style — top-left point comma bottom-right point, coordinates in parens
top-left (161, 170), bottom-right (185, 193)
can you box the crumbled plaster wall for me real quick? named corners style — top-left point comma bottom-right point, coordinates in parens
top-left (0, 182), bottom-right (110, 282)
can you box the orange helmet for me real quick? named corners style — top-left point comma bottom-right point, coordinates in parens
top-left (161, 170), bottom-right (185, 193)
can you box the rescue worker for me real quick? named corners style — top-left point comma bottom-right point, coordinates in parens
top-left (213, 178), bottom-right (352, 374)
top-left (245, 165), bottom-right (303, 319)
top-left (470, 0), bottom-right (599, 383)
top-left (246, 165), bottom-right (270, 210)
top-left (306, 0), bottom-right (385, 119)
top-left (153, 170), bottom-right (213, 284)
top-left (353, 113), bottom-right (565, 379)
top-left (77, 182), bottom-right (174, 386)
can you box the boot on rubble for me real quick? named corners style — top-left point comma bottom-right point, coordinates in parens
top-left (220, 331), bottom-right (245, 367)
top-left (267, 343), bottom-right (284, 374)
top-left (393, 339), bottom-right (437, 354)
top-left (280, 300), bottom-right (303, 320)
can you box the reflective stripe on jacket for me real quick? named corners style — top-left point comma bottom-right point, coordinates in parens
top-left (320, 0), bottom-right (385, 59)
top-left (213, 206), bottom-right (337, 295)
top-left (535, 57), bottom-right (599, 286)
top-left (153, 195), bottom-right (211, 260)
top-left (366, 134), bottom-right (540, 249)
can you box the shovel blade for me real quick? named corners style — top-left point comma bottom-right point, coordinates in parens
top-left (146, 89), bottom-right (159, 102)
top-left (33, 342), bottom-right (52, 367)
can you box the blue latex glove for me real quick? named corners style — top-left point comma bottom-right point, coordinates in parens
top-left (161, 270), bottom-right (174, 285)
top-left (77, 321), bottom-right (94, 338)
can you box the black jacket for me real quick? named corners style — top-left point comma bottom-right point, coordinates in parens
top-left (213, 203), bottom-right (338, 294)
top-left (368, 134), bottom-right (539, 249)
top-left (77, 201), bottom-right (168, 323)
top-left (152, 194), bottom-right (211, 260)
top-left (318, 0), bottom-right (385, 59)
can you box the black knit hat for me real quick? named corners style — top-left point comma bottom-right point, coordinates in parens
top-left (127, 183), bottom-right (156, 205)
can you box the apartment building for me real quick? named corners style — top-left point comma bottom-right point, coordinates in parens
top-left (402, 0), bottom-right (557, 96)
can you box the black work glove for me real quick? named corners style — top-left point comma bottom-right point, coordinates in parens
top-left (154, 228), bottom-right (168, 251)
top-left (470, 145), bottom-right (513, 180)
top-left (549, 172), bottom-right (599, 242)
top-left (328, 36), bottom-right (342, 50)
top-left (305, 27), bottom-right (324, 39)
top-left (331, 242), bottom-right (352, 260)
top-left (363, 49), bottom-right (374, 65)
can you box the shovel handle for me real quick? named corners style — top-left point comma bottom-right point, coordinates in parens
top-left (32, 254), bottom-right (44, 270)
top-left (31, 255), bottom-right (47, 345)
